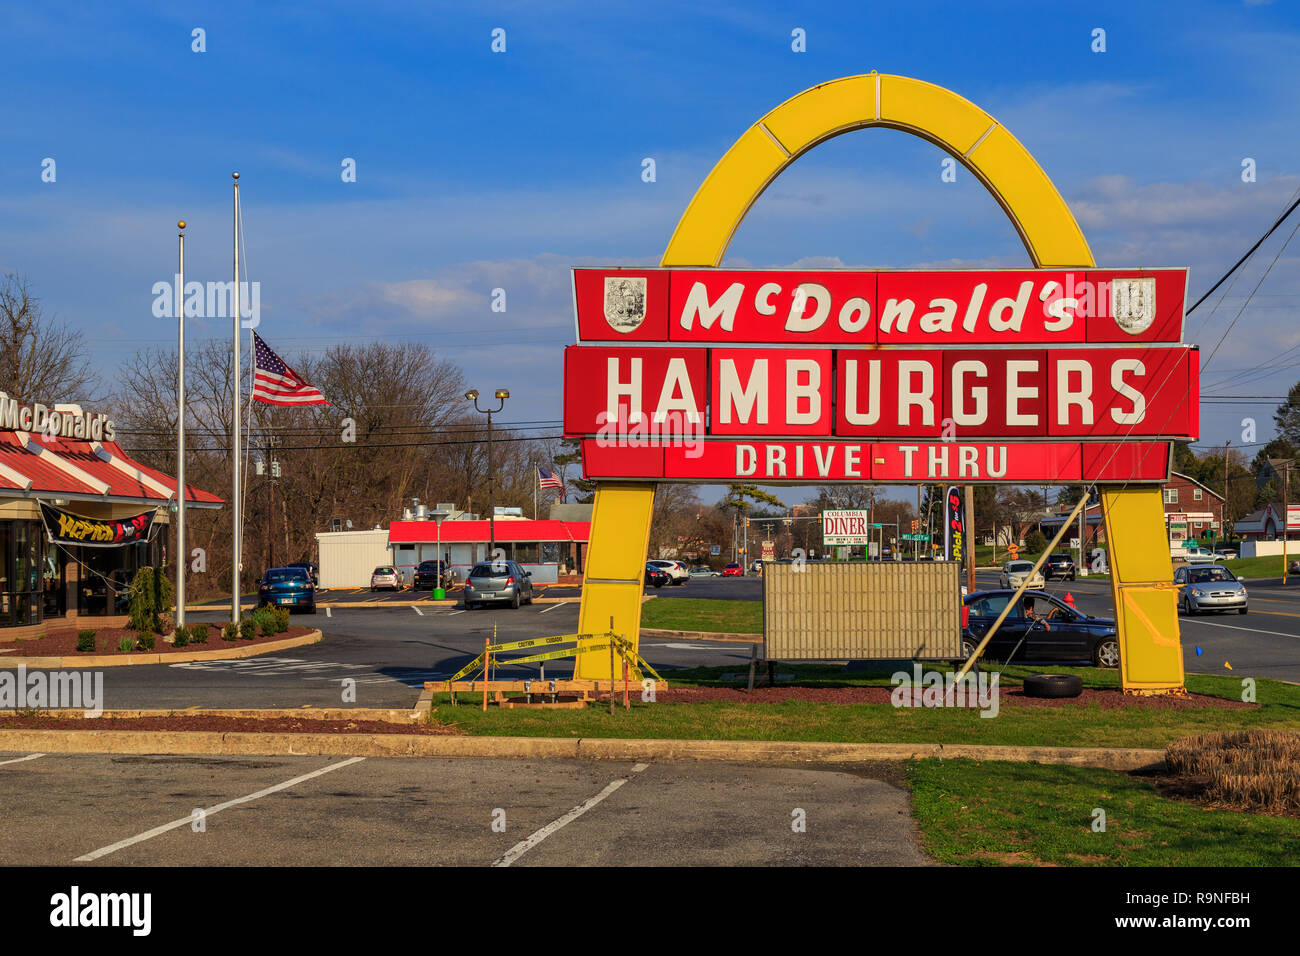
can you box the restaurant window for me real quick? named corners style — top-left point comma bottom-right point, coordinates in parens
top-left (76, 534), bottom-right (164, 617)
top-left (0, 520), bottom-right (45, 628)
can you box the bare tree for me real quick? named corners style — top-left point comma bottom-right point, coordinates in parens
top-left (0, 273), bottom-right (95, 402)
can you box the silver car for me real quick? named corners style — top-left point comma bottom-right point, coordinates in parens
top-left (999, 560), bottom-right (1045, 590)
top-left (1175, 564), bottom-right (1247, 615)
top-left (463, 560), bottom-right (534, 609)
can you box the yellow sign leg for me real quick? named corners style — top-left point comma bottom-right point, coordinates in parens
top-left (1100, 486), bottom-right (1186, 694)
top-left (575, 73), bottom-right (1187, 694)
top-left (574, 483), bottom-right (656, 679)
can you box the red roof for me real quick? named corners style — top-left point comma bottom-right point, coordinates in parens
top-left (0, 433), bottom-right (222, 506)
top-left (389, 519), bottom-right (589, 543)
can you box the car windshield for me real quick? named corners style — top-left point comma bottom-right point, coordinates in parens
top-left (374, 567), bottom-right (395, 575)
top-left (1007, 561), bottom-right (1034, 572)
top-left (469, 564), bottom-right (505, 578)
top-left (264, 569), bottom-right (307, 584)
top-left (417, 562), bottom-right (439, 571)
top-left (1189, 567), bottom-right (1235, 583)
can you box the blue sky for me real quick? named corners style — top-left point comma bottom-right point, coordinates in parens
top-left (2, 0), bottom-right (1299, 505)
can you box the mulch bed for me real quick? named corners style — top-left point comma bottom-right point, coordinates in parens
top-left (0, 624), bottom-right (316, 658)
top-left (657, 685), bottom-right (1252, 709)
top-left (0, 715), bottom-right (461, 735)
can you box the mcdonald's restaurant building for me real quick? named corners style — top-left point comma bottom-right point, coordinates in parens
top-left (0, 396), bottom-right (222, 637)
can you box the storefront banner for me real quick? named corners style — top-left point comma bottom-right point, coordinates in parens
top-left (39, 502), bottom-right (159, 548)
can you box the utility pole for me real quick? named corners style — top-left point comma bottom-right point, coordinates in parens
top-left (964, 486), bottom-right (976, 592)
top-left (1223, 439), bottom-right (1230, 543)
top-left (176, 220), bottom-right (187, 630)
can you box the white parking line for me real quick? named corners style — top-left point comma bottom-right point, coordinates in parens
top-left (413, 607), bottom-right (425, 616)
top-left (493, 763), bottom-right (649, 867)
top-left (325, 607), bottom-right (332, 618)
top-left (1184, 619), bottom-right (1300, 640)
top-left (448, 610), bottom-right (465, 616)
top-left (73, 757), bottom-right (366, 862)
top-left (539, 602), bottom-right (567, 613)
top-left (0, 753), bottom-right (45, 767)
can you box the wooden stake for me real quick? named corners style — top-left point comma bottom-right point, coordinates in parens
top-left (609, 637), bottom-right (616, 715)
top-left (482, 636), bottom-right (489, 712)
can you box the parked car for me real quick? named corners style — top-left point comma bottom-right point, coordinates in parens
top-left (722, 563), bottom-right (743, 577)
top-left (962, 590), bottom-right (1118, 667)
top-left (998, 560), bottom-right (1045, 590)
top-left (412, 560), bottom-right (453, 590)
top-left (750, 560), bottom-right (763, 574)
top-left (647, 559), bottom-right (689, 585)
top-left (1043, 553), bottom-right (1076, 581)
top-left (1173, 545), bottom-right (1222, 564)
top-left (463, 560), bottom-right (534, 609)
top-left (1175, 564), bottom-right (1247, 615)
top-left (370, 566), bottom-right (400, 591)
top-left (286, 561), bottom-right (319, 586)
top-left (645, 563), bottom-right (670, 588)
top-left (1214, 548), bottom-right (1238, 560)
top-left (688, 566), bottom-right (721, 578)
top-left (258, 566), bottom-right (317, 614)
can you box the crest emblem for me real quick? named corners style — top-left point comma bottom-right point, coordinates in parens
top-left (1111, 277), bottom-right (1156, 335)
top-left (603, 276), bottom-right (647, 333)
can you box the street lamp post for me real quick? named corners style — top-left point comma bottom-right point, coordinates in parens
top-left (429, 507), bottom-right (450, 599)
top-left (466, 388), bottom-right (509, 560)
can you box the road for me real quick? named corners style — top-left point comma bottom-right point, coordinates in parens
top-left (0, 752), bottom-right (930, 866)
top-left (13, 569), bottom-right (1299, 712)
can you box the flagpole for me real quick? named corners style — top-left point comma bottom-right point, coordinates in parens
top-left (534, 468), bottom-right (538, 521)
top-left (176, 220), bottom-right (187, 630)
top-left (232, 171), bottom-right (242, 626)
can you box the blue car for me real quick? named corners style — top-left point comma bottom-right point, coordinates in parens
top-left (258, 567), bottom-right (317, 614)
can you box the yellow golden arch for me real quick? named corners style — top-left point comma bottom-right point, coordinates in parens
top-left (576, 73), bottom-right (1185, 695)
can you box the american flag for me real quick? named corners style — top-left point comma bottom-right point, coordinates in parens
top-left (252, 332), bottom-right (329, 406)
top-left (538, 466), bottom-right (564, 494)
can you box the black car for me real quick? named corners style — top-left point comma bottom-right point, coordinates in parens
top-left (645, 563), bottom-right (670, 588)
top-left (413, 560), bottom-right (452, 590)
top-left (285, 561), bottom-right (319, 586)
top-left (962, 589), bottom-right (1118, 667)
top-left (1043, 553), bottom-right (1076, 581)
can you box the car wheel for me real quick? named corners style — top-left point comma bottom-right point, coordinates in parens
top-left (960, 638), bottom-right (979, 662)
top-left (1023, 673), bottom-right (1084, 698)
top-left (307, 604), bottom-right (317, 615)
top-left (511, 593), bottom-right (520, 610)
top-left (1093, 638), bottom-right (1119, 669)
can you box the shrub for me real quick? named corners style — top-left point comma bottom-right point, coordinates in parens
top-left (128, 566), bottom-right (175, 634)
top-left (190, 624), bottom-right (208, 644)
top-left (222, 622), bottom-right (238, 642)
top-left (136, 631), bottom-right (155, 651)
top-left (239, 618), bottom-right (257, 640)
top-left (173, 625), bottom-right (189, 647)
top-left (76, 629), bottom-right (96, 653)
top-left (1024, 529), bottom-right (1048, 554)
top-left (274, 607), bottom-right (290, 633)
top-left (118, 635), bottom-right (136, 653)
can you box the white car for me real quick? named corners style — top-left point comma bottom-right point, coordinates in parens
top-left (647, 560), bottom-right (690, 585)
top-left (999, 560), bottom-right (1045, 590)
top-left (1175, 546), bottom-right (1223, 564)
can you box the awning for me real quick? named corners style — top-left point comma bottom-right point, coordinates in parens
top-left (0, 433), bottom-right (223, 507)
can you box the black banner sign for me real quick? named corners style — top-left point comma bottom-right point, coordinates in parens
top-left (39, 502), bottom-right (158, 548)
top-left (944, 485), bottom-right (964, 564)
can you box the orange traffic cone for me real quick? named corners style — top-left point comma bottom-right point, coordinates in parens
top-left (1064, 592), bottom-right (1077, 610)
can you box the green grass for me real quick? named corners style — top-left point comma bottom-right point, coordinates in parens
top-left (908, 758), bottom-right (1298, 865)
top-left (427, 666), bottom-right (1300, 748)
top-left (1222, 554), bottom-right (1295, 579)
top-left (640, 597), bottom-right (761, 633)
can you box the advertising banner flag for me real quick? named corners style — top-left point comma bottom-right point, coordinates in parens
top-left (40, 502), bottom-right (159, 548)
top-left (944, 486), bottom-right (965, 563)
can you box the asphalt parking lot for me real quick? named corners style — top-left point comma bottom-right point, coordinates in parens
top-left (0, 752), bottom-right (930, 866)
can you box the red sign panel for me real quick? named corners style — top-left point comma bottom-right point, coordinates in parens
top-left (580, 440), bottom-right (1172, 484)
top-left (564, 345), bottom-right (1197, 440)
top-left (573, 268), bottom-right (1187, 345)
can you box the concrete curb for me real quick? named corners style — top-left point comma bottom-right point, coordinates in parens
top-left (186, 598), bottom-right (573, 611)
top-left (25, 705), bottom-right (425, 723)
top-left (640, 628), bottom-right (760, 643)
top-left (0, 630), bottom-right (323, 669)
top-left (0, 729), bottom-right (1165, 770)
